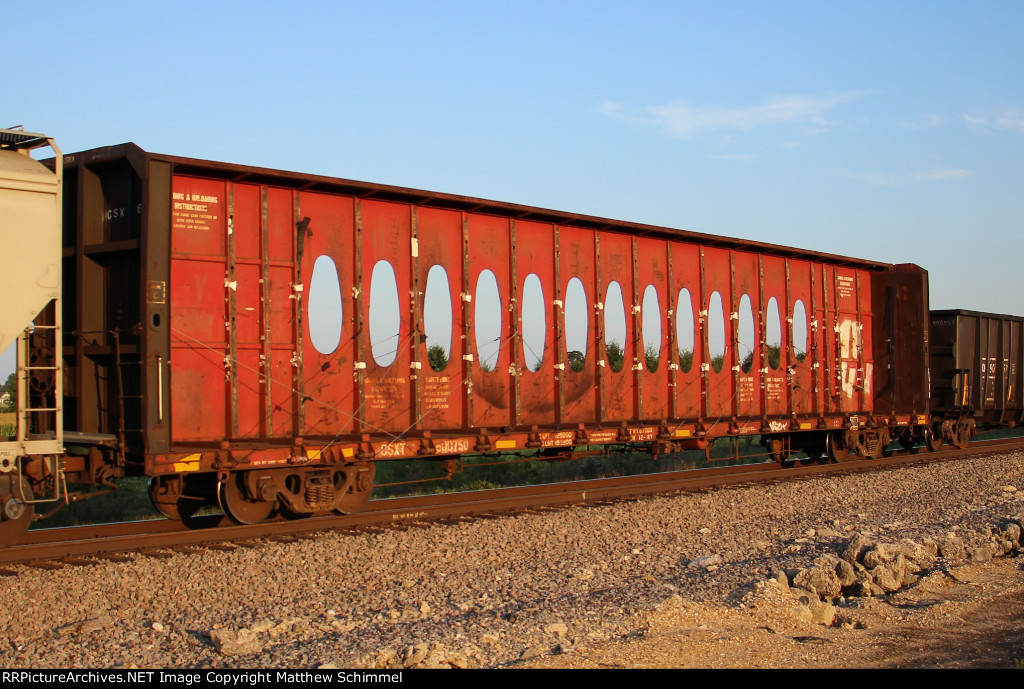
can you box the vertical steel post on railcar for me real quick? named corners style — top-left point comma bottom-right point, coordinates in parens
top-left (665, 243), bottom-right (677, 419)
top-left (410, 207), bottom-right (423, 430)
top-left (293, 198), bottom-right (307, 437)
top-left (460, 213), bottom-right (473, 428)
top-left (354, 200), bottom-right (367, 432)
top-left (553, 226), bottom-right (565, 424)
top-left (508, 219), bottom-right (521, 427)
top-left (631, 237), bottom-right (642, 420)
top-left (595, 234), bottom-right (607, 421)
top-left (729, 250), bottom-right (738, 428)
top-left (698, 247), bottom-right (709, 424)
top-left (227, 188), bottom-right (240, 438)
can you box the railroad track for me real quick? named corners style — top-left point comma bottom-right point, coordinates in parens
top-left (3, 435), bottom-right (1022, 570)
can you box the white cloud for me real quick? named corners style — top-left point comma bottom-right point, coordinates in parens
top-left (841, 168), bottom-right (973, 186)
top-left (900, 114), bottom-right (943, 129)
top-left (843, 171), bottom-right (896, 187)
top-left (599, 92), bottom-right (863, 138)
top-left (995, 113), bottom-right (1024, 132)
top-left (595, 101), bottom-right (650, 126)
top-left (963, 110), bottom-right (1024, 132)
top-left (913, 168), bottom-right (972, 181)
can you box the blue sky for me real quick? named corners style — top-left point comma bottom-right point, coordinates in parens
top-left (3, 0), bottom-right (1023, 373)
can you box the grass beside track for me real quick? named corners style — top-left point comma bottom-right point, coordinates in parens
top-left (31, 477), bottom-right (161, 529)
top-left (371, 437), bottom-right (771, 499)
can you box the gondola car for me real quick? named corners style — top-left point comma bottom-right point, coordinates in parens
top-left (929, 310), bottom-right (1023, 447)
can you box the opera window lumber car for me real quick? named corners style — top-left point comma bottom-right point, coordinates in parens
top-left (0, 131), bottom-right (949, 543)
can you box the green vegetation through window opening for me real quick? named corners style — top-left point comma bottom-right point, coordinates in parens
top-left (606, 340), bottom-right (625, 372)
top-left (427, 343), bottom-right (449, 372)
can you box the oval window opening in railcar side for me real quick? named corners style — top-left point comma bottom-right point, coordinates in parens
top-left (642, 285), bottom-right (661, 372)
top-left (708, 292), bottom-right (725, 373)
top-left (564, 277), bottom-right (588, 372)
top-left (793, 299), bottom-right (808, 363)
top-left (475, 269), bottom-right (502, 372)
top-left (604, 281), bottom-right (626, 373)
top-left (308, 255), bottom-right (344, 356)
top-left (739, 294), bottom-right (755, 373)
top-left (521, 274), bottom-right (545, 372)
top-left (369, 260), bottom-right (401, 367)
top-left (766, 297), bottom-right (782, 371)
top-left (424, 264), bottom-right (453, 372)
top-left (676, 288), bottom-right (694, 373)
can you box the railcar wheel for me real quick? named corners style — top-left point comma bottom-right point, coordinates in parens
top-left (952, 419), bottom-right (975, 450)
top-left (796, 434), bottom-right (828, 464)
top-left (217, 472), bottom-right (277, 525)
top-left (767, 437), bottom-right (793, 466)
top-left (334, 492), bottom-right (370, 514)
top-left (878, 430), bottom-right (895, 458)
top-left (148, 476), bottom-right (205, 523)
top-left (28, 343), bottom-right (56, 394)
top-left (333, 465), bottom-right (376, 514)
top-left (826, 431), bottom-right (853, 462)
top-left (0, 477), bottom-right (34, 547)
top-left (898, 429), bottom-right (921, 454)
top-left (926, 427), bottom-right (944, 452)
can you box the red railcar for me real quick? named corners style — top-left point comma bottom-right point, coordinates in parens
top-left (48, 143), bottom-right (931, 523)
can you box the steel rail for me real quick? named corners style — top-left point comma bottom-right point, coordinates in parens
top-left (2, 436), bottom-right (1022, 568)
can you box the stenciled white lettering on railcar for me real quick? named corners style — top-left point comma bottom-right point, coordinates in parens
top-left (375, 442), bottom-right (409, 458)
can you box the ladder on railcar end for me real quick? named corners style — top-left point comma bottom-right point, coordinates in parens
top-left (112, 327), bottom-right (144, 466)
top-left (12, 317), bottom-right (67, 502)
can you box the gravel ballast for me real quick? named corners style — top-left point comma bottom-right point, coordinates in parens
top-left (1, 451), bottom-right (1022, 668)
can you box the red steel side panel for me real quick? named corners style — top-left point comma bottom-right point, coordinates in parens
top-left (761, 255), bottom-right (788, 418)
top-left (788, 259), bottom-right (815, 416)
top-left (830, 266), bottom-right (874, 414)
top-left (170, 178), bottom-right (310, 444)
top-left (161, 164), bottom-right (893, 456)
top-left (702, 247), bottom-right (733, 421)
top-left (361, 199), bottom-right (413, 434)
top-left (670, 243), bottom-right (702, 421)
top-left (468, 213), bottom-right (513, 429)
top-left (266, 187), bottom-right (299, 437)
top-left (169, 176), bottom-right (228, 442)
top-left (858, 268), bottom-right (875, 415)
top-left (635, 236), bottom-right (670, 421)
top-left (820, 264), bottom-right (839, 414)
top-left (297, 191), bottom-right (357, 439)
top-left (806, 262), bottom-right (831, 413)
top-left (514, 220), bottom-right (557, 428)
top-left (732, 251), bottom-right (761, 420)
top-left (415, 207), bottom-right (466, 430)
top-left (597, 230), bottom-right (635, 421)
top-left (559, 225), bottom-right (598, 424)
top-left (231, 183), bottom-right (266, 438)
